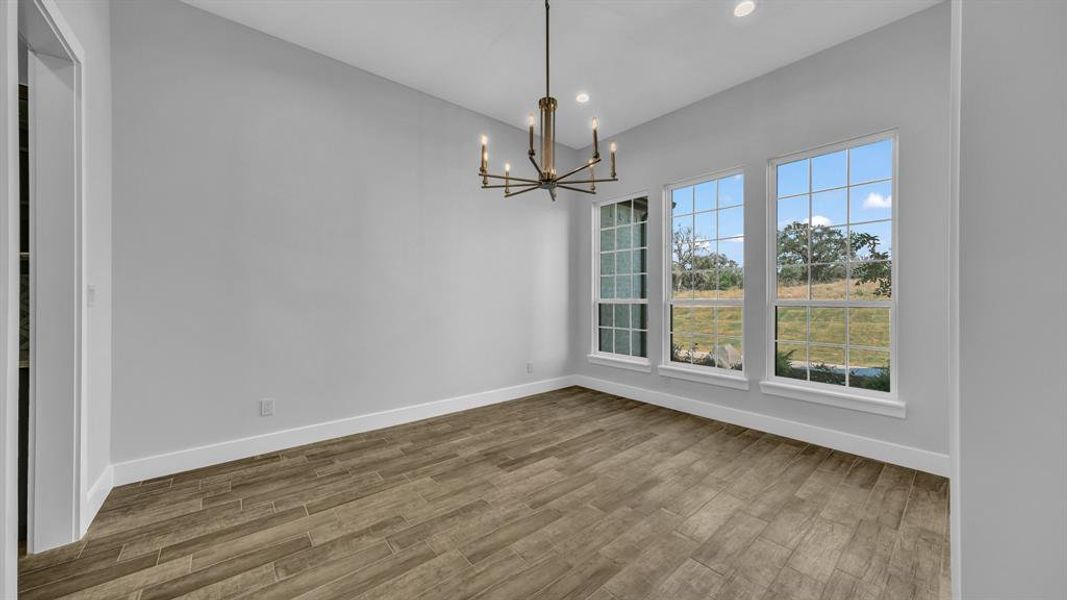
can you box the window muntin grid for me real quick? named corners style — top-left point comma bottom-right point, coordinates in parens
top-left (667, 173), bottom-right (744, 372)
top-left (596, 196), bottom-right (649, 358)
top-left (771, 136), bottom-right (894, 393)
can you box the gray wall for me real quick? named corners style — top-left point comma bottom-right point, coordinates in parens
top-left (958, 0), bottom-right (1067, 596)
top-left (110, 0), bottom-right (573, 463)
top-left (570, 3), bottom-right (951, 455)
top-left (53, 0), bottom-right (113, 496)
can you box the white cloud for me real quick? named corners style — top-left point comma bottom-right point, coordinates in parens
top-left (811, 215), bottom-right (833, 228)
top-left (723, 236), bottom-right (744, 243)
top-left (863, 192), bottom-right (892, 209)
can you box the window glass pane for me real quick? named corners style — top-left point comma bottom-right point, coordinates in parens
top-left (719, 174), bottom-right (743, 208)
top-left (631, 331), bottom-right (647, 358)
top-left (600, 276), bottom-right (614, 299)
top-left (615, 274), bottom-right (633, 298)
top-left (775, 342), bottom-right (808, 381)
top-left (777, 198), bottom-right (809, 266)
top-left (635, 222), bottom-right (648, 248)
top-left (812, 225), bottom-right (848, 265)
top-left (775, 307), bottom-right (807, 342)
top-left (673, 215), bottom-right (693, 244)
top-left (613, 304), bottom-right (631, 331)
top-left (694, 212), bottom-right (715, 244)
top-left (634, 249), bottom-right (647, 274)
top-left (599, 328), bottom-right (613, 353)
top-left (810, 308), bottom-right (846, 345)
top-left (849, 138), bottom-right (893, 185)
top-left (809, 345), bottom-right (846, 386)
top-left (632, 197), bottom-right (649, 223)
top-left (616, 224), bottom-right (633, 250)
top-left (777, 159), bottom-right (809, 198)
top-left (777, 265), bottom-right (808, 300)
top-left (812, 189), bottom-right (847, 227)
top-left (616, 200), bottom-right (633, 225)
top-left (670, 333), bottom-right (697, 363)
top-left (600, 228), bottom-right (615, 252)
top-left (777, 194), bottom-right (809, 230)
top-left (849, 349), bottom-right (890, 392)
top-left (687, 336), bottom-right (716, 367)
top-left (717, 238), bottom-right (744, 267)
top-left (716, 307), bottom-right (743, 338)
top-left (614, 328), bottom-right (631, 355)
top-left (718, 337), bottom-right (743, 371)
top-left (848, 308), bottom-right (891, 349)
top-left (672, 187), bottom-right (693, 215)
top-left (616, 249), bottom-right (633, 275)
top-left (631, 304), bottom-right (647, 330)
top-left (598, 303), bottom-right (613, 327)
top-left (634, 274), bottom-right (647, 298)
top-left (850, 261), bottom-right (892, 299)
top-left (812, 150), bottom-right (847, 192)
top-left (850, 181), bottom-right (892, 223)
top-left (671, 306), bottom-right (714, 336)
top-left (850, 221), bottom-right (892, 260)
top-left (695, 181), bottom-right (716, 212)
top-left (600, 252), bottom-right (614, 275)
top-left (692, 270), bottom-right (716, 299)
top-left (718, 206), bottom-right (743, 239)
top-left (811, 263), bottom-right (847, 300)
top-left (600, 203), bottom-right (615, 229)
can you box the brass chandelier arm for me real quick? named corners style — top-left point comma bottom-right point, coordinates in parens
top-left (482, 182), bottom-right (537, 188)
top-left (528, 154), bottom-right (544, 178)
top-left (553, 157), bottom-right (601, 182)
top-left (480, 173), bottom-right (543, 185)
top-left (556, 184), bottom-right (598, 195)
top-left (552, 177), bottom-right (619, 185)
top-left (505, 185), bottom-right (543, 198)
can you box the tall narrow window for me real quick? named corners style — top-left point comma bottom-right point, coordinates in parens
top-left (770, 134), bottom-right (895, 394)
top-left (666, 172), bottom-right (745, 372)
top-left (594, 196), bottom-right (649, 359)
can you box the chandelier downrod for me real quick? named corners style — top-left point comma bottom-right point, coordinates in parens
top-left (478, 0), bottom-right (619, 200)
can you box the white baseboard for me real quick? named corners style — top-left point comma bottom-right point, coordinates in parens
top-left (573, 375), bottom-right (950, 477)
top-left (110, 376), bottom-right (577, 486)
top-left (81, 465), bottom-right (113, 536)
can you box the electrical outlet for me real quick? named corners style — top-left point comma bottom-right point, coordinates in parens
top-left (526, 362), bottom-right (534, 374)
top-left (259, 398), bottom-right (275, 417)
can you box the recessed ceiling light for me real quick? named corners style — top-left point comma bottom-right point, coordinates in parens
top-left (734, 0), bottom-right (756, 18)
top-left (576, 92), bottom-right (590, 104)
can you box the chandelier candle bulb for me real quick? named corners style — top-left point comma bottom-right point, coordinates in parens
top-left (527, 114), bottom-right (536, 154)
top-left (592, 118), bottom-right (599, 158)
top-left (610, 142), bottom-right (617, 178)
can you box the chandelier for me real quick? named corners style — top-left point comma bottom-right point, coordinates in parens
top-left (478, 0), bottom-right (618, 201)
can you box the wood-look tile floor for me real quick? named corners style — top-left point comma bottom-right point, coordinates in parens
top-left (18, 387), bottom-right (950, 600)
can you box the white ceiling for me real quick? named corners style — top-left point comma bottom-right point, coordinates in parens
top-left (182, 0), bottom-right (940, 149)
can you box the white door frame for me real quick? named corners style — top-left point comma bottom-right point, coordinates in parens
top-left (0, 0), bottom-right (85, 590)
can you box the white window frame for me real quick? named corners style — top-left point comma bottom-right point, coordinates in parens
top-left (658, 168), bottom-right (749, 390)
top-left (761, 130), bottom-right (904, 418)
top-left (589, 191), bottom-right (652, 372)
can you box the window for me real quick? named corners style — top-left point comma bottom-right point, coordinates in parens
top-left (666, 172), bottom-right (745, 373)
top-left (594, 196), bottom-right (649, 360)
top-left (770, 133), bottom-right (895, 395)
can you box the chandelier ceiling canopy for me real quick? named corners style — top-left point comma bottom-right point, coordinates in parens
top-left (478, 0), bottom-right (618, 201)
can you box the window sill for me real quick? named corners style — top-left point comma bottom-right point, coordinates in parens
top-left (657, 363), bottom-right (750, 391)
top-left (758, 380), bottom-right (905, 418)
top-left (587, 353), bottom-right (652, 373)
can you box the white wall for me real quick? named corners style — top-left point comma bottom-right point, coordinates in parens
top-left (957, 1), bottom-right (1067, 597)
top-left (51, 0), bottom-right (113, 519)
top-left (570, 3), bottom-right (951, 460)
top-left (110, 0), bottom-right (573, 467)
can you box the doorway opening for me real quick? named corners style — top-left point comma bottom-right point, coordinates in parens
top-left (15, 0), bottom-right (87, 555)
